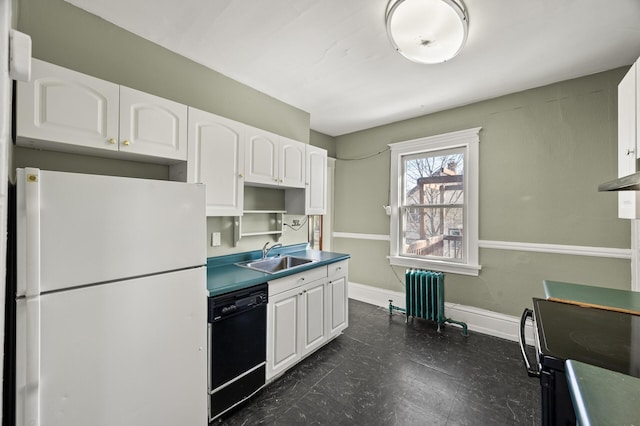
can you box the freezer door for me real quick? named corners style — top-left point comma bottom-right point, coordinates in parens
top-left (16, 168), bottom-right (205, 294)
top-left (15, 267), bottom-right (207, 426)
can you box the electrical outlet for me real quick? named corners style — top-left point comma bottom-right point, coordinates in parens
top-left (292, 219), bottom-right (300, 226)
top-left (211, 232), bottom-right (221, 247)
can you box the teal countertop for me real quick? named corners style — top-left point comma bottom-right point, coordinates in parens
top-left (206, 243), bottom-right (350, 297)
top-left (566, 360), bottom-right (640, 425)
top-left (543, 280), bottom-right (640, 315)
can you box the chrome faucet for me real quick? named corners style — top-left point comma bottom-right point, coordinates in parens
top-left (262, 242), bottom-right (282, 259)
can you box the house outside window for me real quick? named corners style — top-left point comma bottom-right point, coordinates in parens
top-left (389, 127), bottom-right (481, 276)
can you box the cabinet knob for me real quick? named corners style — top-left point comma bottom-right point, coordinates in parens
top-left (239, 173), bottom-right (244, 178)
top-left (108, 138), bottom-right (117, 145)
top-left (123, 140), bottom-right (131, 146)
top-left (626, 148), bottom-right (635, 156)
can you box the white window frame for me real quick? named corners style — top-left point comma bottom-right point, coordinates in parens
top-left (388, 127), bottom-right (482, 276)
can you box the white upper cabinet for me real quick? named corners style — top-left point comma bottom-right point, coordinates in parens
top-left (183, 107), bottom-right (245, 217)
top-left (17, 59), bottom-right (120, 153)
top-left (618, 61), bottom-right (640, 219)
top-left (16, 59), bottom-right (187, 163)
top-left (285, 145), bottom-right (328, 215)
top-left (245, 129), bottom-right (306, 188)
top-left (279, 137), bottom-right (306, 188)
top-left (245, 128), bottom-right (279, 185)
top-left (306, 145), bottom-right (328, 214)
top-left (119, 86), bottom-right (187, 162)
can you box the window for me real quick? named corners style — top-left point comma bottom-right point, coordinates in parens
top-left (389, 128), bottom-right (481, 276)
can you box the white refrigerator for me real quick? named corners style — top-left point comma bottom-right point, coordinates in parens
top-left (14, 167), bottom-right (208, 426)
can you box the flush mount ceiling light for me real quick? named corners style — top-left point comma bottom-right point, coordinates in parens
top-left (385, 0), bottom-right (469, 64)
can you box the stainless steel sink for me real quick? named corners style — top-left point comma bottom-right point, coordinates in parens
top-left (235, 255), bottom-right (316, 274)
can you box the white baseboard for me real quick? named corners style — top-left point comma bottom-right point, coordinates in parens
top-left (348, 281), bottom-right (534, 345)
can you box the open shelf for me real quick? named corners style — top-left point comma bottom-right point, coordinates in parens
top-left (233, 210), bottom-right (286, 246)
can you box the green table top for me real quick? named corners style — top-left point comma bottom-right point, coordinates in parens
top-left (543, 280), bottom-right (640, 315)
top-left (565, 360), bottom-right (640, 425)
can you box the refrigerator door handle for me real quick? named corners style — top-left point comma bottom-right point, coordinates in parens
top-left (24, 167), bottom-right (42, 426)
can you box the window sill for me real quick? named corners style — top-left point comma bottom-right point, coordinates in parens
top-left (388, 256), bottom-right (481, 276)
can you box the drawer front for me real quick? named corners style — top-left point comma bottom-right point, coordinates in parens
top-left (268, 266), bottom-right (327, 296)
top-left (327, 260), bottom-right (348, 279)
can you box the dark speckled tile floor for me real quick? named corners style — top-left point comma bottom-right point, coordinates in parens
top-left (214, 300), bottom-right (540, 425)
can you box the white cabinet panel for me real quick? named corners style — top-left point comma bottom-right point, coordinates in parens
top-left (16, 58), bottom-right (119, 153)
top-left (17, 59), bottom-right (187, 164)
top-left (301, 279), bottom-right (327, 354)
top-left (185, 107), bottom-right (244, 216)
top-left (279, 137), bottom-right (306, 188)
top-left (327, 260), bottom-right (349, 339)
top-left (245, 129), bottom-right (279, 185)
top-left (286, 145), bottom-right (328, 215)
top-left (119, 86), bottom-right (187, 161)
top-left (267, 287), bottom-right (301, 379)
top-left (618, 62), bottom-right (640, 218)
top-left (245, 130), bottom-right (306, 188)
top-left (306, 145), bottom-right (328, 214)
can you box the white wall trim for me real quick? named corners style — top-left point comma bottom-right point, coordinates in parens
top-left (479, 240), bottom-right (631, 260)
top-left (333, 232), bottom-right (390, 241)
top-left (349, 281), bottom-right (535, 345)
top-left (333, 232), bottom-right (631, 260)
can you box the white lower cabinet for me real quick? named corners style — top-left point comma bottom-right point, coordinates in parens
top-left (327, 260), bottom-right (349, 339)
top-left (266, 260), bottom-right (348, 381)
top-left (268, 286), bottom-right (301, 377)
top-left (301, 279), bottom-right (328, 354)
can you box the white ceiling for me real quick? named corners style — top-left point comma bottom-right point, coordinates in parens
top-left (65, 0), bottom-right (640, 137)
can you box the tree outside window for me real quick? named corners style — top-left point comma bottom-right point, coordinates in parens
top-left (402, 149), bottom-right (464, 261)
top-left (389, 127), bottom-right (481, 276)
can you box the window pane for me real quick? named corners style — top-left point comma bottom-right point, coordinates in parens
top-left (403, 150), bottom-right (464, 206)
top-left (402, 207), bottom-right (464, 261)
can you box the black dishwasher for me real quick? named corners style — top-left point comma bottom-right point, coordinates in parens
top-left (208, 283), bottom-right (268, 421)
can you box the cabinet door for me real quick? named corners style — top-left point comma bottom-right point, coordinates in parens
top-left (327, 276), bottom-right (348, 338)
top-left (279, 137), bottom-right (306, 188)
top-left (245, 129), bottom-right (279, 185)
top-left (119, 86), bottom-right (188, 162)
top-left (618, 63), bottom-right (639, 219)
top-left (300, 279), bottom-right (328, 356)
top-left (306, 145), bottom-right (328, 214)
top-left (327, 261), bottom-right (349, 339)
top-left (187, 107), bottom-right (244, 216)
top-left (16, 59), bottom-right (119, 153)
top-left (267, 287), bottom-right (301, 380)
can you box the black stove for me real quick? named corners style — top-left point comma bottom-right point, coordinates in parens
top-left (520, 298), bottom-right (640, 425)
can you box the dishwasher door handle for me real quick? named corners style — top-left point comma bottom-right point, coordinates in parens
top-left (518, 308), bottom-right (540, 378)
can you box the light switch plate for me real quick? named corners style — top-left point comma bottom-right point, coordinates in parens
top-left (211, 232), bottom-right (221, 247)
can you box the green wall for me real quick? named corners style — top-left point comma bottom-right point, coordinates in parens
top-left (333, 68), bottom-right (632, 316)
top-left (310, 130), bottom-right (337, 158)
